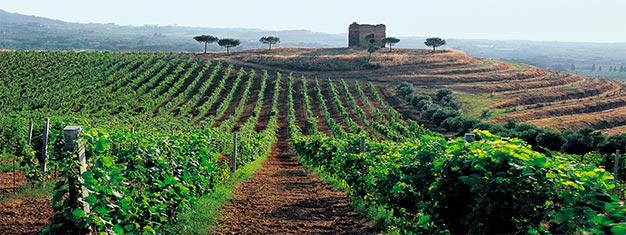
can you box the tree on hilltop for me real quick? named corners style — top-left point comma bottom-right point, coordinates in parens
top-left (570, 64), bottom-right (576, 71)
top-left (217, 38), bottom-right (240, 55)
top-left (424, 37), bottom-right (446, 52)
top-left (382, 37), bottom-right (400, 51)
top-left (193, 35), bottom-right (218, 54)
top-left (259, 36), bottom-right (280, 50)
top-left (367, 43), bottom-right (380, 62)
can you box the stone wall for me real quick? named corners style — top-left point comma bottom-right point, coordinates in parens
top-left (348, 22), bottom-right (386, 48)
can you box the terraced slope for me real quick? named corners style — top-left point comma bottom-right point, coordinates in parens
top-left (219, 48), bottom-right (626, 134)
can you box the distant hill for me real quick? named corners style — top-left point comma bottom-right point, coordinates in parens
top-left (0, 9), bottom-right (345, 51)
top-left (2, 8), bottom-right (626, 80)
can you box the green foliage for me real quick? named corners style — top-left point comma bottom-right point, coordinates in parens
top-left (193, 35), bottom-right (218, 53)
top-left (46, 128), bottom-right (228, 234)
top-left (562, 127), bottom-right (606, 155)
top-left (292, 130), bottom-right (626, 234)
top-left (45, 114), bottom-right (279, 234)
top-left (259, 36), bottom-right (280, 50)
top-left (217, 38), bottom-right (240, 54)
top-left (424, 37), bottom-right (447, 52)
top-left (382, 37), bottom-right (400, 51)
top-left (0, 51), bottom-right (286, 233)
top-left (395, 81), bottom-right (415, 97)
top-left (367, 43), bottom-right (380, 61)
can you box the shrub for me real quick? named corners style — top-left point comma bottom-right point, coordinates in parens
top-left (600, 133), bottom-right (626, 154)
top-left (431, 108), bottom-right (461, 126)
top-left (536, 130), bottom-right (565, 151)
top-left (562, 127), bottom-right (606, 155)
top-left (364, 62), bottom-right (381, 69)
top-left (396, 81), bottom-right (415, 97)
top-left (435, 88), bottom-right (453, 101)
top-left (414, 99), bottom-right (433, 111)
top-left (409, 94), bottom-right (431, 107)
top-left (421, 104), bottom-right (441, 120)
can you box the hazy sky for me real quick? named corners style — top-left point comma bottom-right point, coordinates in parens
top-left (1, 0), bottom-right (625, 43)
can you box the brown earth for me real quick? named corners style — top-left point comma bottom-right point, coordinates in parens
top-left (214, 76), bottom-right (379, 234)
top-left (1, 171), bottom-right (53, 234)
top-left (0, 171), bottom-right (27, 193)
top-left (214, 139), bottom-right (378, 234)
top-left (0, 197), bottom-right (53, 235)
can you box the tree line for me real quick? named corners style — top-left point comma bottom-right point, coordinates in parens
top-left (570, 64), bottom-right (626, 72)
top-left (193, 34), bottom-right (448, 54)
top-left (193, 35), bottom-right (281, 54)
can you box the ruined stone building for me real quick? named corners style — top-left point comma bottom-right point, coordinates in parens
top-left (348, 22), bottom-right (386, 48)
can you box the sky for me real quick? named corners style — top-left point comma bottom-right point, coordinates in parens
top-left (1, 0), bottom-right (625, 43)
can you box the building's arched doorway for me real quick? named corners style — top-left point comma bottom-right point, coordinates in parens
top-left (365, 34), bottom-right (376, 44)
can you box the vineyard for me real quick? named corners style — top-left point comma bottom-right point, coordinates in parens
top-left (226, 48), bottom-right (626, 134)
top-left (1, 49), bottom-right (626, 234)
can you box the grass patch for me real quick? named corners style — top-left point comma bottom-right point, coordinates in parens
top-left (455, 91), bottom-right (501, 118)
top-left (512, 63), bottom-right (528, 70)
top-left (489, 108), bottom-right (509, 118)
top-left (480, 59), bottom-right (495, 67)
top-left (170, 153), bottom-right (269, 234)
top-left (0, 153), bottom-right (21, 172)
top-left (562, 84), bottom-right (578, 90)
top-left (0, 180), bottom-right (56, 203)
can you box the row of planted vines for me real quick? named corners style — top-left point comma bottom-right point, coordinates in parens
top-left (291, 130), bottom-right (626, 234)
top-left (2, 50), bottom-right (626, 234)
top-left (0, 51), bottom-right (282, 234)
top-left (286, 78), bottom-right (626, 233)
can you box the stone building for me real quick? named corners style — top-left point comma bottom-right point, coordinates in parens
top-left (348, 22), bottom-right (386, 48)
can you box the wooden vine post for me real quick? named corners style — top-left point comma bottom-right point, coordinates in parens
top-left (64, 126), bottom-right (90, 215)
top-left (360, 136), bottom-right (365, 153)
top-left (615, 150), bottom-right (620, 187)
top-left (28, 119), bottom-right (33, 146)
top-left (41, 117), bottom-right (50, 172)
top-left (232, 132), bottom-right (237, 173)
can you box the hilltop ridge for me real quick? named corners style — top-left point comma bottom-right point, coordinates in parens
top-left (209, 47), bottom-right (626, 134)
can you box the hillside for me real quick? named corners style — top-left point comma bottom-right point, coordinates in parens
top-left (0, 9), bottom-right (343, 51)
top-left (1, 48), bottom-right (626, 234)
top-left (2, 47), bottom-right (623, 134)
top-left (198, 48), bottom-right (626, 134)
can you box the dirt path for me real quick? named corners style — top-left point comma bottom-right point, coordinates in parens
top-left (214, 111), bottom-right (378, 234)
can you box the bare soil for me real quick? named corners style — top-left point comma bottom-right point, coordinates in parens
top-left (0, 197), bottom-right (53, 235)
top-left (0, 171), bottom-right (27, 193)
top-left (214, 140), bottom-right (378, 234)
top-left (214, 79), bottom-right (379, 234)
top-left (0, 171), bottom-right (52, 235)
